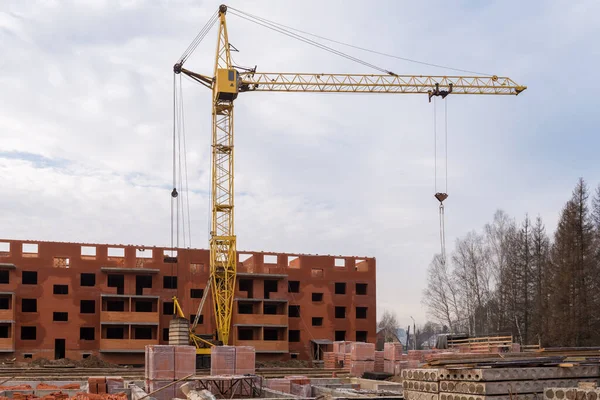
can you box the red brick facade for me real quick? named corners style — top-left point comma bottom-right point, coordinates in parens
top-left (0, 239), bottom-right (376, 364)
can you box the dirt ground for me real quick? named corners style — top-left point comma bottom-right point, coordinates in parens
top-left (255, 359), bottom-right (311, 368)
top-left (4, 356), bottom-right (121, 369)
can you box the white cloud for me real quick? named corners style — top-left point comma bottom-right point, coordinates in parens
top-left (1, 0), bottom-right (599, 328)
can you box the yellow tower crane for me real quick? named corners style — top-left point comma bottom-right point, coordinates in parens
top-left (171, 4), bottom-right (526, 350)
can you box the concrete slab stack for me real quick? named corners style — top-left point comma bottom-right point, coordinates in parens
top-left (402, 368), bottom-right (441, 400)
top-left (545, 386), bottom-right (600, 400)
top-left (402, 366), bottom-right (600, 400)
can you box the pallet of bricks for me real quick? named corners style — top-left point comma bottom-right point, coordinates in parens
top-left (384, 342), bottom-right (407, 375)
top-left (210, 346), bottom-right (258, 397)
top-left (87, 377), bottom-right (125, 398)
top-left (145, 345), bottom-right (196, 400)
top-left (324, 341), bottom-right (351, 369)
top-left (402, 364), bottom-right (600, 400)
top-left (350, 342), bottom-right (376, 377)
top-left (323, 341), bottom-right (376, 376)
top-left (265, 376), bottom-right (311, 397)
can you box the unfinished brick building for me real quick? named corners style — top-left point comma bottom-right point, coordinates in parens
top-left (0, 239), bottom-right (376, 365)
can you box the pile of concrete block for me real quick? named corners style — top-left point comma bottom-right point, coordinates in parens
top-left (349, 342), bottom-right (375, 377)
top-left (145, 345), bottom-right (196, 400)
top-left (210, 345), bottom-right (256, 375)
top-left (402, 365), bottom-right (600, 400)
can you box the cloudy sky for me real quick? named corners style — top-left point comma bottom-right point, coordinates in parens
top-left (1, 0), bottom-right (599, 327)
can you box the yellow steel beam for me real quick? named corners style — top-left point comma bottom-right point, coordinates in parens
top-left (239, 72), bottom-right (526, 95)
top-left (210, 5), bottom-right (236, 346)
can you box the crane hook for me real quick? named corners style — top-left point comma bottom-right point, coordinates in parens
top-left (434, 192), bottom-right (448, 204)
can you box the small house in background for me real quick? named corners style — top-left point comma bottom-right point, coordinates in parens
top-left (376, 327), bottom-right (407, 350)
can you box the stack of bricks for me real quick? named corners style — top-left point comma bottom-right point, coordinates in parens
top-left (234, 346), bottom-right (256, 375)
top-left (210, 345), bottom-right (256, 375)
top-left (211, 346), bottom-right (236, 375)
top-left (105, 378), bottom-right (124, 394)
top-left (323, 352), bottom-right (337, 369)
top-left (349, 342), bottom-right (375, 377)
top-left (287, 376), bottom-right (311, 398)
top-left (145, 345), bottom-right (196, 400)
top-left (266, 378), bottom-right (291, 394)
top-left (374, 350), bottom-right (384, 372)
top-left (408, 350), bottom-right (437, 367)
top-left (344, 353), bottom-right (352, 370)
top-left (88, 377), bottom-right (108, 395)
top-left (333, 341), bottom-right (353, 369)
top-left (384, 342), bottom-right (406, 375)
top-left (402, 368), bottom-right (440, 400)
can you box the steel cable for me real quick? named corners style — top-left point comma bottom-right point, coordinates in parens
top-left (229, 6), bottom-right (492, 76)
top-left (228, 10), bottom-right (393, 75)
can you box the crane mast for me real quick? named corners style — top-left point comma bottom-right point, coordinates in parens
top-left (209, 5), bottom-right (237, 346)
top-left (174, 4), bottom-right (526, 349)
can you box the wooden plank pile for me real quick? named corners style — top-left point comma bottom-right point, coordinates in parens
top-left (447, 335), bottom-right (517, 354)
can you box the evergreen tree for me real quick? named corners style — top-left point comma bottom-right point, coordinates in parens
top-left (531, 215), bottom-right (550, 345)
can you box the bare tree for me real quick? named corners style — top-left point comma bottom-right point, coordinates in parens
top-left (377, 309), bottom-right (400, 343)
top-left (422, 254), bottom-right (459, 331)
top-left (452, 231), bottom-right (491, 335)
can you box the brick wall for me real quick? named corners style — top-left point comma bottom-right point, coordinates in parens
top-left (0, 239), bottom-right (376, 363)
